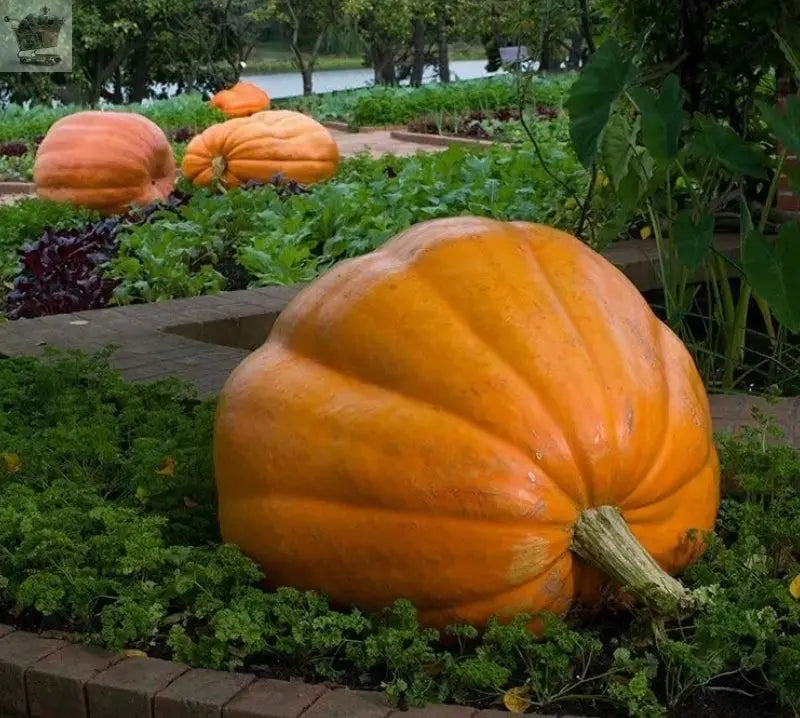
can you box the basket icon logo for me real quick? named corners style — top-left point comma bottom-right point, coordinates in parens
top-left (1, 1), bottom-right (72, 71)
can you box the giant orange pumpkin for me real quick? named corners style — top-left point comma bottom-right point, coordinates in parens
top-left (34, 111), bottom-right (176, 216)
top-left (214, 217), bottom-right (720, 628)
top-left (210, 82), bottom-right (270, 118)
top-left (182, 110), bottom-right (339, 188)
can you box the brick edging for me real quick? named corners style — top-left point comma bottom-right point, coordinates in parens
top-left (0, 181), bottom-right (35, 196)
top-left (389, 130), bottom-right (510, 149)
top-left (0, 625), bottom-right (520, 718)
top-left (323, 121), bottom-right (408, 133)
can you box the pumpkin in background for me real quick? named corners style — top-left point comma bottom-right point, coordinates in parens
top-left (214, 217), bottom-right (720, 629)
top-left (210, 82), bottom-right (270, 118)
top-left (182, 110), bottom-right (339, 188)
top-left (34, 111), bottom-right (176, 216)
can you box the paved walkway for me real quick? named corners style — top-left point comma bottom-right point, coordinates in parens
top-left (0, 285), bottom-right (797, 447)
top-left (329, 129), bottom-right (448, 158)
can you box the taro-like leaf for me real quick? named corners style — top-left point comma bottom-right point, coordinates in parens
top-left (742, 222), bottom-right (800, 332)
top-left (673, 210), bottom-right (714, 270)
top-left (628, 74), bottom-right (684, 161)
top-left (565, 39), bottom-right (638, 168)
top-left (689, 117), bottom-right (768, 178)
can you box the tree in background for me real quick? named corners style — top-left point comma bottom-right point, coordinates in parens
top-left (344, 0), bottom-right (418, 85)
top-left (259, 1), bottom-right (345, 95)
top-left (344, 0), bottom-right (457, 86)
top-left (601, 0), bottom-right (800, 131)
top-left (0, 0), bottom-right (263, 105)
top-left (457, 0), bottom-right (593, 73)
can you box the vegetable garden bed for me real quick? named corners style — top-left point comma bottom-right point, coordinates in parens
top-left (0, 349), bottom-right (798, 717)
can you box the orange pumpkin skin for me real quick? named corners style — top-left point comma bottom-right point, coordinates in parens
top-left (34, 111), bottom-right (176, 216)
top-left (210, 82), bottom-right (271, 118)
top-left (214, 217), bottom-right (720, 629)
top-left (182, 110), bottom-right (339, 188)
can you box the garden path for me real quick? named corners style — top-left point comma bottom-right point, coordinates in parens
top-left (0, 285), bottom-right (797, 447)
top-left (329, 129), bottom-right (448, 157)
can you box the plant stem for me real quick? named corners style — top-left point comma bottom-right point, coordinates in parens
top-left (571, 506), bottom-right (693, 615)
top-left (647, 200), bottom-right (675, 323)
top-left (723, 149), bottom-right (786, 387)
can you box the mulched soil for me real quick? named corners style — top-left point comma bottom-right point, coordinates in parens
top-left (407, 105), bottom-right (558, 140)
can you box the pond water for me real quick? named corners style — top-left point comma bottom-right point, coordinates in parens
top-left (241, 59), bottom-right (504, 99)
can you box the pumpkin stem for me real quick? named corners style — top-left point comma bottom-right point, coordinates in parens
top-left (211, 155), bottom-right (227, 183)
top-left (571, 506), bottom-right (694, 616)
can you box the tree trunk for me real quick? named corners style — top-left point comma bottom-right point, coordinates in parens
top-left (112, 67), bottom-right (123, 103)
top-left (578, 0), bottom-right (596, 55)
top-left (301, 66), bottom-right (313, 95)
top-left (437, 11), bottom-right (450, 83)
top-left (539, 37), bottom-right (559, 72)
top-left (568, 33), bottom-right (583, 69)
top-left (130, 46), bottom-right (149, 102)
top-left (372, 44), bottom-right (397, 85)
top-left (679, 0), bottom-right (708, 114)
top-left (411, 18), bottom-right (426, 87)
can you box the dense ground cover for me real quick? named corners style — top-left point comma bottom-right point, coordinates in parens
top-left (0, 350), bottom-right (798, 718)
top-left (0, 145), bottom-right (585, 317)
top-left (280, 73), bottom-right (573, 128)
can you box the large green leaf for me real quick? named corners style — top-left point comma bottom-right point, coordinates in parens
top-left (742, 222), bottom-right (800, 332)
top-left (599, 112), bottom-right (638, 189)
top-left (628, 74), bottom-right (684, 162)
top-left (673, 210), bottom-right (714, 271)
top-left (774, 30), bottom-right (800, 80)
top-left (758, 96), bottom-right (800, 157)
top-left (565, 40), bottom-right (637, 168)
top-left (689, 118), bottom-right (768, 178)
top-left (616, 149), bottom-right (654, 211)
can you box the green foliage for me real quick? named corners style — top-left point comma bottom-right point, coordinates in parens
top-left (276, 75), bottom-right (575, 128)
top-left (628, 74), bottom-right (683, 162)
top-left (2, 351), bottom-right (800, 717)
top-left (565, 39), bottom-right (637, 167)
top-left (604, 0), bottom-right (799, 131)
top-left (109, 144), bottom-right (585, 304)
top-left (741, 222), bottom-right (800, 332)
top-left (0, 153), bottom-right (34, 182)
top-left (0, 94), bottom-right (224, 145)
top-left (0, 198), bottom-right (100, 280)
top-left (569, 39), bottom-right (800, 392)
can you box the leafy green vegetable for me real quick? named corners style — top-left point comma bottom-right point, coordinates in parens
top-left (109, 145), bottom-right (585, 304)
top-left (2, 351), bottom-right (800, 717)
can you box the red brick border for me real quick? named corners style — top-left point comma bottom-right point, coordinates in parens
top-left (2, 626), bottom-right (560, 718)
top-left (322, 121), bottom-right (407, 133)
top-left (0, 181), bottom-right (35, 196)
top-left (776, 76), bottom-right (800, 214)
top-left (389, 130), bottom-right (509, 149)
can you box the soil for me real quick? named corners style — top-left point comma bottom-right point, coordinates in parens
top-left (407, 105), bottom-right (557, 140)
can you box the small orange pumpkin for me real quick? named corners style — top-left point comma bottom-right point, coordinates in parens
top-left (181, 110), bottom-right (340, 188)
top-left (34, 111), bottom-right (176, 216)
top-left (210, 82), bottom-right (270, 118)
top-left (214, 217), bottom-right (720, 629)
